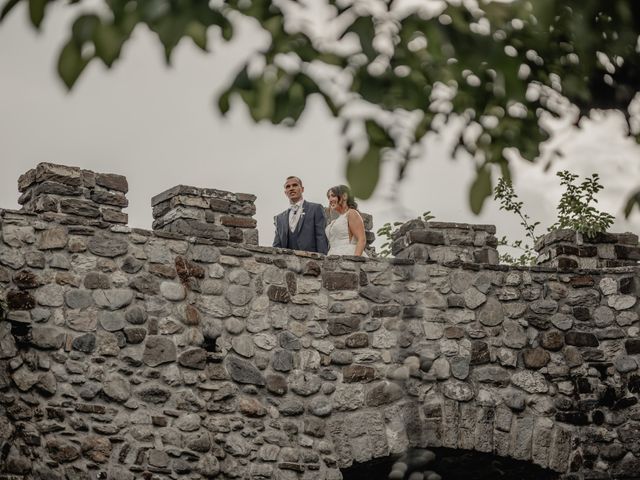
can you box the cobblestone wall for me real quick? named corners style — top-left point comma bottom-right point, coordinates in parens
top-left (1, 164), bottom-right (640, 480)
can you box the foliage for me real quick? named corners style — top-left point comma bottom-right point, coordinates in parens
top-left (494, 171), bottom-right (614, 265)
top-left (493, 177), bottom-right (540, 265)
top-left (3, 0), bottom-right (640, 213)
top-left (624, 189), bottom-right (640, 218)
top-left (376, 211), bottom-right (435, 258)
top-left (496, 236), bottom-right (538, 267)
top-left (376, 221), bottom-right (403, 258)
top-left (550, 171), bottom-right (615, 238)
top-left (494, 177), bottom-right (540, 243)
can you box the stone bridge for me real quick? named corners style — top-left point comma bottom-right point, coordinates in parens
top-left (1, 163), bottom-right (640, 480)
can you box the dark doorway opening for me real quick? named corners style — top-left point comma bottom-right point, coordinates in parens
top-left (342, 448), bottom-right (559, 480)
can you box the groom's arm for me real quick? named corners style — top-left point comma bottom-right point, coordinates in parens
top-left (314, 205), bottom-right (329, 254)
top-left (273, 215), bottom-right (283, 248)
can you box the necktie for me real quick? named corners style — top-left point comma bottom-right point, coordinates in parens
top-left (289, 204), bottom-right (300, 232)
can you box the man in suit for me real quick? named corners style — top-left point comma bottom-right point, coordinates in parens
top-left (273, 176), bottom-right (329, 254)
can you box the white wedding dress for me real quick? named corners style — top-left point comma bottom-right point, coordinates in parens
top-left (326, 212), bottom-right (366, 256)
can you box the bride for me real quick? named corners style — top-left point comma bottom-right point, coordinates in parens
top-left (325, 185), bottom-right (367, 256)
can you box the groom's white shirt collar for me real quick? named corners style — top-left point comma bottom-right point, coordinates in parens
top-left (289, 199), bottom-right (304, 210)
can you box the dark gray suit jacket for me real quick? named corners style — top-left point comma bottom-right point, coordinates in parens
top-left (273, 200), bottom-right (329, 254)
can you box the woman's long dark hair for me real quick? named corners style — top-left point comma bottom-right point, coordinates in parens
top-left (327, 184), bottom-right (358, 210)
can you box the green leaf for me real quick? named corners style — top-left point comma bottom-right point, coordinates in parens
top-left (28, 0), bottom-right (45, 28)
top-left (252, 77), bottom-right (275, 121)
top-left (153, 15), bottom-right (190, 63)
top-left (414, 113), bottom-right (432, 141)
top-left (93, 23), bottom-right (124, 67)
top-left (232, 65), bottom-right (251, 89)
top-left (220, 18), bottom-right (233, 41)
top-left (239, 88), bottom-right (256, 116)
top-left (365, 120), bottom-right (393, 148)
top-left (0, 0), bottom-right (21, 21)
top-left (316, 52), bottom-right (345, 66)
top-left (624, 190), bottom-right (640, 218)
top-left (72, 14), bottom-right (99, 44)
top-left (498, 161), bottom-right (512, 183)
top-left (186, 21), bottom-right (207, 50)
top-left (296, 73), bottom-right (319, 95)
top-left (197, 7), bottom-right (232, 40)
top-left (140, 0), bottom-right (169, 23)
top-left (271, 91), bottom-right (290, 124)
top-left (319, 92), bottom-right (340, 116)
top-left (469, 164), bottom-right (492, 214)
top-left (285, 82), bottom-right (306, 123)
top-left (346, 146), bottom-right (381, 200)
top-left (218, 88), bottom-right (231, 115)
top-left (263, 16), bottom-right (284, 37)
top-left (344, 16), bottom-right (376, 60)
top-left (57, 40), bottom-right (88, 89)
top-left (117, 9), bottom-right (139, 37)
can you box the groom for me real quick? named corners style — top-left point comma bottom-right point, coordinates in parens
top-left (273, 176), bottom-right (329, 254)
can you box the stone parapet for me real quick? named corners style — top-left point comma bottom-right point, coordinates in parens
top-left (151, 185), bottom-right (258, 244)
top-left (535, 229), bottom-right (640, 269)
top-left (17, 163), bottom-right (128, 226)
top-left (392, 220), bottom-right (499, 264)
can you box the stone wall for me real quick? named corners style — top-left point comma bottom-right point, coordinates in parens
top-left (535, 230), bottom-right (640, 269)
top-left (151, 185), bottom-right (258, 245)
top-left (1, 163), bottom-right (640, 480)
top-left (18, 163), bottom-right (129, 227)
top-left (392, 220), bottom-right (499, 265)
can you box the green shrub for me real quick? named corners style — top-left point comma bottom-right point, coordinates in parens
top-left (494, 170), bottom-right (614, 265)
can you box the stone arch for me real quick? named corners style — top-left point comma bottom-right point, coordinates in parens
top-left (341, 448), bottom-right (560, 480)
top-left (327, 394), bottom-right (573, 479)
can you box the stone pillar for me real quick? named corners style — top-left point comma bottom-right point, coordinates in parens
top-left (392, 220), bottom-right (499, 264)
top-left (18, 162), bottom-right (128, 226)
top-left (362, 212), bottom-right (375, 248)
top-left (151, 185), bottom-right (258, 244)
top-left (535, 229), bottom-right (640, 269)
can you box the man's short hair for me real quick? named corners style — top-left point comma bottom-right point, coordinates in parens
top-left (285, 176), bottom-right (303, 187)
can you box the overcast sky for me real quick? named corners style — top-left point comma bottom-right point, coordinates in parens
top-left (1, 3), bottom-right (639, 252)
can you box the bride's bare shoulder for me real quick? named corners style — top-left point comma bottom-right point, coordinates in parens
top-left (346, 209), bottom-right (363, 221)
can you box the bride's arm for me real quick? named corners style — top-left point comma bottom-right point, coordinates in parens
top-left (347, 210), bottom-right (366, 256)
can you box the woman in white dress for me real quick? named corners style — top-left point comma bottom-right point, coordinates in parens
top-left (325, 185), bottom-right (367, 256)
